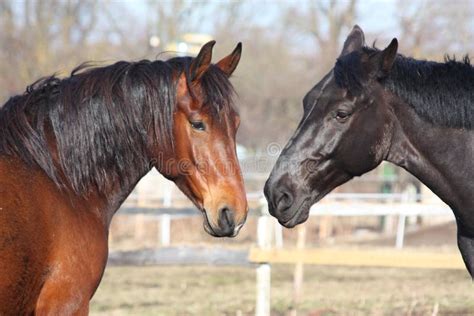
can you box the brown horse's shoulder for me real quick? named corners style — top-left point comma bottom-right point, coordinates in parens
top-left (0, 156), bottom-right (34, 185)
top-left (0, 155), bottom-right (109, 313)
top-left (0, 156), bottom-right (54, 313)
top-left (0, 157), bottom-right (30, 207)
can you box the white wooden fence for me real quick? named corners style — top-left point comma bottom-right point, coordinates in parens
top-left (120, 191), bottom-right (452, 249)
top-left (119, 192), bottom-right (455, 316)
top-left (252, 197), bottom-right (455, 316)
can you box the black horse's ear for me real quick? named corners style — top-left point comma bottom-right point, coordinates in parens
top-left (190, 40), bottom-right (216, 82)
top-left (216, 42), bottom-right (242, 77)
top-left (340, 25), bottom-right (365, 56)
top-left (380, 38), bottom-right (398, 73)
top-left (370, 38), bottom-right (398, 79)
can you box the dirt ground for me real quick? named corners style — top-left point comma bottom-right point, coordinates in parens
top-left (90, 264), bottom-right (474, 316)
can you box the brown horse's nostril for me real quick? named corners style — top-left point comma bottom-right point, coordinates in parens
top-left (218, 207), bottom-right (235, 235)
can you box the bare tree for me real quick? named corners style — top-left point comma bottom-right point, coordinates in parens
top-left (0, 0), bottom-right (101, 101)
top-left (283, 0), bottom-right (357, 75)
top-left (2, 0), bottom-right (472, 151)
top-left (396, 0), bottom-right (474, 59)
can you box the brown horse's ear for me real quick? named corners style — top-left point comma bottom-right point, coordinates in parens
top-left (370, 38), bottom-right (398, 79)
top-left (340, 25), bottom-right (365, 56)
top-left (190, 40), bottom-right (216, 82)
top-left (216, 42), bottom-right (242, 77)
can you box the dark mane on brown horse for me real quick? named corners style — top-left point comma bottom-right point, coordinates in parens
top-left (334, 47), bottom-right (474, 130)
top-left (0, 58), bottom-right (235, 194)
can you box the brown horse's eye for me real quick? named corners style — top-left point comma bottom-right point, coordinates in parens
top-left (190, 121), bottom-right (206, 131)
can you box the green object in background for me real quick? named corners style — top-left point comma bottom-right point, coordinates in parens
top-left (381, 162), bottom-right (397, 183)
top-left (380, 163), bottom-right (396, 194)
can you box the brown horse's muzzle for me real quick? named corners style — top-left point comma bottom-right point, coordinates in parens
top-left (202, 183), bottom-right (248, 237)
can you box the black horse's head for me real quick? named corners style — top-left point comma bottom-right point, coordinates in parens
top-left (264, 25), bottom-right (399, 227)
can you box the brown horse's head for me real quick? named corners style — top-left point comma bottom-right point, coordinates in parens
top-left (155, 42), bottom-right (247, 237)
top-left (265, 26), bottom-right (399, 227)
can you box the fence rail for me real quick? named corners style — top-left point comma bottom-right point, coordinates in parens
top-left (248, 247), bottom-right (464, 269)
top-left (118, 192), bottom-right (452, 249)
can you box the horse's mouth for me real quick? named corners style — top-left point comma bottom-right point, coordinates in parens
top-left (279, 190), bottom-right (329, 228)
top-left (279, 198), bottom-right (312, 228)
top-left (203, 220), bottom-right (219, 237)
top-left (202, 209), bottom-right (218, 236)
top-left (202, 209), bottom-right (240, 237)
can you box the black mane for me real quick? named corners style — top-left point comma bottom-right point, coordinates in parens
top-left (0, 57), bottom-right (235, 194)
top-left (334, 47), bottom-right (474, 129)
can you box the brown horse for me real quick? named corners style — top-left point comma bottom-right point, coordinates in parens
top-left (265, 26), bottom-right (474, 277)
top-left (0, 41), bottom-right (247, 314)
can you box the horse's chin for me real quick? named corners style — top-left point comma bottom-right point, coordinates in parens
top-left (278, 190), bottom-right (329, 228)
top-left (203, 221), bottom-right (219, 237)
top-left (202, 211), bottom-right (219, 237)
top-left (278, 197), bottom-right (312, 228)
top-left (202, 213), bottom-right (241, 237)
top-left (280, 209), bottom-right (310, 228)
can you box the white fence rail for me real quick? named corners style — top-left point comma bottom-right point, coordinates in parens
top-left (120, 191), bottom-right (452, 248)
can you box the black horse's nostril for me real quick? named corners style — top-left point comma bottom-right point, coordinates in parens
top-left (218, 207), bottom-right (235, 235)
top-left (276, 190), bottom-right (294, 212)
top-left (264, 175), bottom-right (295, 219)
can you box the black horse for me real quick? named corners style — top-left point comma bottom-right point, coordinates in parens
top-left (264, 25), bottom-right (474, 277)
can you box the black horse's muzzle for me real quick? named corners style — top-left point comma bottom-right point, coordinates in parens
top-left (264, 173), bottom-right (311, 227)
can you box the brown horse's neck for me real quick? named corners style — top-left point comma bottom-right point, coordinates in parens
top-left (42, 126), bottom-right (156, 228)
top-left (46, 132), bottom-right (155, 229)
top-left (94, 169), bottom-right (151, 226)
top-left (57, 166), bottom-right (151, 230)
top-left (386, 101), bottom-right (474, 215)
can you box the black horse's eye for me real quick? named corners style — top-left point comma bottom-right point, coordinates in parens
top-left (335, 110), bottom-right (350, 121)
top-left (190, 121), bottom-right (206, 131)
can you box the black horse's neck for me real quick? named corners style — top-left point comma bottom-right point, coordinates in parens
top-left (387, 100), bottom-right (474, 228)
top-left (382, 53), bottom-right (474, 224)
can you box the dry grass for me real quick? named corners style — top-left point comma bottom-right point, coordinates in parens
top-left (90, 265), bottom-right (474, 315)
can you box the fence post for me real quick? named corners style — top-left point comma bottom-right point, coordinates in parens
top-left (395, 214), bottom-right (406, 249)
top-left (256, 262), bottom-right (271, 316)
top-left (160, 214), bottom-right (171, 247)
top-left (274, 220), bottom-right (283, 248)
top-left (290, 224), bottom-right (306, 316)
top-left (163, 182), bottom-right (173, 207)
top-left (256, 199), bottom-right (271, 316)
top-left (395, 191), bottom-right (413, 249)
